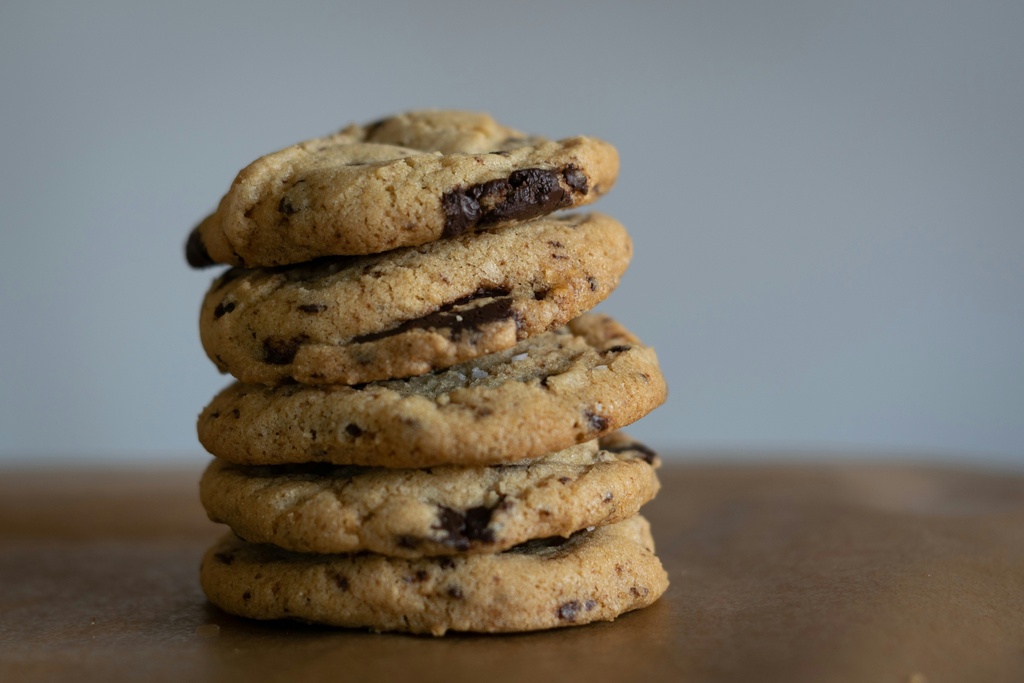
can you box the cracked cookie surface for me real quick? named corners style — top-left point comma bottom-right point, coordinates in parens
top-left (186, 110), bottom-right (619, 267)
top-left (200, 433), bottom-right (660, 557)
top-left (197, 314), bottom-right (667, 468)
top-left (199, 213), bottom-right (631, 385)
top-left (200, 515), bottom-right (667, 635)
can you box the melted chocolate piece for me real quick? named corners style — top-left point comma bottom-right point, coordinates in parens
top-left (603, 440), bottom-right (659, 465)
top-left (351, 294), bottom-right (515, 344)
top-left (185, 227), bottom-right (215, 268)
top-left (434, 505), bottom-right (497, 550)
top-left (297, 303), bottom-right (327, 314)
top-left (213, 300), bottom-right (235, 319)
top-left (262, 335), bottom-right (308, 365)
top-left (441, 166), bottom-right (585, 238)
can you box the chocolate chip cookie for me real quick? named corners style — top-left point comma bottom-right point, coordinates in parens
top-left (186, 110), bottom-right (619, 268)
top-left (197, 314), bottom-right (667, 468)
top-left (199, 515), bottom-right (667, 635)
top-left (200, 212), bottom-right (631, 386)
top-left (200, 433), bottom-right (660, 557)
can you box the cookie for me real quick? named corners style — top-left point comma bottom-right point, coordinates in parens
top-left (199, 212), bottom-right (631, 386)
top-left (199, 433), bottom-right (660, 557)
top-left (197, 313), bottom-right (667, 468)
top-left (186, 110), bottom-right (619, 268)
top-left (200, 515), bottom-right (667, 635)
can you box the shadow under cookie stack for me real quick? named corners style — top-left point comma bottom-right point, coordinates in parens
top-left (187, 110), bottom-right (669, 635)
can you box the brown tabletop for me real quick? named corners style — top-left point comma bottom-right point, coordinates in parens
top-left (1, 459), bottom-right (1023, 683)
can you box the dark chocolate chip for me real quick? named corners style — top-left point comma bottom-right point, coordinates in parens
top-left (439, 557), bottom-right (456, 570)
top-left (563, 165), bottom-right (588, 193)
top-left (603, 440), bottom-right (659, 465)
top-left (278, 196), bottom-right (298, 216)
top-left (397, 536), bottom-right (419, 550)
top-left (243, 591), bottom-right (252, 601)
top-left (603, 345), bottom-right (632, 355)
top-left (404, 570), bottom-right (429, 584)
top-left (441, 192), bottom-right (482, 237)
top-left (185, 227), bottom-right (215, 268)
top-left (441, 167), bottom-right (571, 237)
top-left (447, 585), bottom-right (464, 599)
top-left (584, 409), bottom-right (609, 432)
top-left (297, 303), bottom-right (327, 314)
top-left (213, 300), bottom-right (236, 319)
top-left (587, 276), bottom-right (599, 292)
top-left (558, 601), bottom-right (581, 621)
top-left (585, 599), bottom-right (597, 611)
top-left (434, 504), bottom-right (498, 550)
top-left (333, 573), bottom-right (349, 591)
top-left (351, 296), bottom-right (514, 344)
top-left (558, 477), bottom-right (571, 484)
top-left (214, 552), bottom-right (235, 565)
top-left (533, 287), bottom-right (550, 301)
top-left (262, 335), bottom-right (308, 365)
top-left (345, 424), bottom-right (363, 438)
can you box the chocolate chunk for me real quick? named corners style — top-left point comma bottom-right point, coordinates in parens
top-left (185, 227), bottom-right (215, 268)
top-left (278, 197), bottom-right (298, 216)
top-left (441, 193), bottom-right (482, 237)
top-left (557, 601), bottom-right (581, 621)
top-left (242, 591), bottom-right (252, 601)
top-left (441, 167), bottom-right (574, 237)
top-left (435, 505), bottom-right (497, 550)
top-left (262, 335), bottom-right (308, 365)
top-left (563, 165), bottom-right (588, 193)
top-left (351, 295), bottom-right (514, 344)
top-left (584, 409), bottom-right (609, 432)
top-left (297, 303), bottom-right (327, 314)
top-left (585, 600), bottom-right (597, 611)
top-left (213, 300), bottom-right (235, 319)
top-left (447, 585), bottom-right (464, 599)
top-left (587, 276), bottom-right (599, 292)
top-left (603, 440), bottom-right (659, 465)
top-left (333, 573), bottom-right (350, 591)
top-left (397, 536), bottom-right (419, 550)
top-left (345, 424), bottom-right (363, 437)
top-left (603, 345), bottom-right (632, 355)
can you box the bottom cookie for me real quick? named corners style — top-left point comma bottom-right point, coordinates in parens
top-left (200, 515), bottom-right (668, 635)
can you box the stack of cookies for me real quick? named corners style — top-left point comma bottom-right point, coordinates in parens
top-left (186, 110), bottom-right (669, 635)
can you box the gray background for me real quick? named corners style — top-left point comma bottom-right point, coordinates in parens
top-left (1, 1), bottom-right (1021, 466)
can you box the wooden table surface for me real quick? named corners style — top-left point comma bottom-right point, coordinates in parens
top-left (2, 459), bottom-right (1023, 683)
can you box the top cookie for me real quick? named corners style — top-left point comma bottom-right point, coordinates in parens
top-left (186, 110), bottom-right (619, 268)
